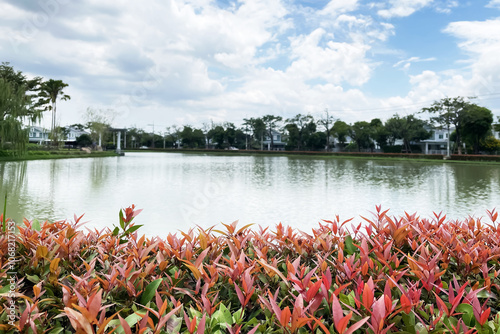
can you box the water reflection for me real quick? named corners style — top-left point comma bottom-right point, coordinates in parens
top-left (1, 153), bottom-right (499, 234)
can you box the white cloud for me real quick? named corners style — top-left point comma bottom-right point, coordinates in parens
top-left (378, 0), bottom-right (434, 18)
top-left (487, 0), bottom-right (500, 8)
top-left (320, 0), bottom-right (359, 16)
top-left (393, 57), bottom-right (437, 70)
top-left (443, 19), bottom-right (500, 97)
top-left (286, 28), bottom-right (373, 86)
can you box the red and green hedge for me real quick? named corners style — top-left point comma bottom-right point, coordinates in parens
top-left (1, 205), bottom-right (500, 333)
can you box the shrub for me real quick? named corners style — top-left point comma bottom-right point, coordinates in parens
top-left (1, 206), bottom-right (500, 333)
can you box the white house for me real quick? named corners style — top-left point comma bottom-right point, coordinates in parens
top-left (262, 130), bottom-right (286, 150)
top-left (28, 126), bottom-right (49, 144)
top-left (420, 127), bottom-right (453, 155)
top-left (64, 126), bottom-right (90, 145)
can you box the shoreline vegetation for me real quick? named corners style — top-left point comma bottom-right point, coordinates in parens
top-left (1, 205), bottom-right (500, 333)
top-left (1, 147), bottom-right (499, 164)
top-left (125, 148), bottom-right (500, 164)
top-left (0, 149), bottom-right (119, 162)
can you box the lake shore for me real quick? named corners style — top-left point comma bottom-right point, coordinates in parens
top-left (125, 148), bottom-right (500, 164)
top-left (0, 150), bottom-right (119, 162)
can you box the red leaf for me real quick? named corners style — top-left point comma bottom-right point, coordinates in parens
top-left (306, 279), bottom-right (323, 302)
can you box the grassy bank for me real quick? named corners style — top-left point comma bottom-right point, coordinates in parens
top-left (1, 206), bottom-right (500, 333)
top-left (0, 150), bottom-right (119, 162)
top-left (126, 148), bottom-right (500, 164)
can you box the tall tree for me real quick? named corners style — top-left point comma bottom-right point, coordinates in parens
top-left (84, 107), bottom-right (114, 148)
top-left (349, 121), bottom-right (373, 152)
top-left (369, 118), bottom-right (389, 150)
top-left (285, 114), bottom-right (315, 150)
top-left (262, 114), bottom-right (282, 150)
top-left (39, 79), bottom-right (70, 146)
top-left (422, 96), bottom-right (472, 155)
top-left (331, 120), bottom-right (349, 149)
top-left (317, 108), bottom-right (335, 151)
top-left (0, 63), bottom-right (43, 152)
top-left (243, 117), bottom-right (266, 150)
top-left (385, 115), bottom-right (430, 153)
top-left (460, 104), bottom-right (494, 154)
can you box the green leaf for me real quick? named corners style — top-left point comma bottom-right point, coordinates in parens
top-left (107, 313), bottom-right (143, 334)
top-left (32, 219), bottom-right (41, 231)
top-left (477, 289), bottom-right (496, 299)
top-left (344, 235), bottom-right (356, 255)
top-left (26, 274), bottom-right (41, 283)
top-left (112, 226), bottom-right (120, 236)
top-left (125, 225), bottom-right (143, 234)
top-left (414, 323), bottom-right (428, 334)
top-left (457, 303), bottom-right (474, 326)
top-left (47, 328), bottom-right (65, 334)
top-left (232, 308), bottom-right (244, 324)
top-left (0, 285), bottom-right (11, 293)
top-left (119, 210), bottom-right (124, 229)
top-left (140, 278), bottom-right (163, 305)
top-left (216, 304), bottom-right (233, 325)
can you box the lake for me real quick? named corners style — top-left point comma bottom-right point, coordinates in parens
top-left (1, 152), bottom-right (499, 235)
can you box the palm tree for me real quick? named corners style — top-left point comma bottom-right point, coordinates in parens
top-left (39, 79), bottom-right (70, 146)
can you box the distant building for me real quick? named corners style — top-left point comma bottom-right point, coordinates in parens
top-left (64, 126), bottom-right (90, 146)
top-left (28, 126), bottom-right (49, 144)
top-left (262, 130), bottom-right (286, 150)
top-left (420, 127), bottom-right (453, 155)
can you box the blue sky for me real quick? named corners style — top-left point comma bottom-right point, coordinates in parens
top-left (1, 0), bottom-right (500, 130)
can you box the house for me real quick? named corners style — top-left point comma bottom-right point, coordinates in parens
top-left (28, 126), bottom-right (49, 144)
top-left (262, 130), bottom-right (286, 150)
top-left (420, 127), bottom-right (453, 155)
top-left (65, 126), bottom-right (90, 144)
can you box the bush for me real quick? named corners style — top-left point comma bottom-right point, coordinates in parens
top-left (2, 206), bottom-right (500, 333)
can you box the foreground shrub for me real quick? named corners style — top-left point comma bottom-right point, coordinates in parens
top-left (1, 206), bottom-right (500, 333)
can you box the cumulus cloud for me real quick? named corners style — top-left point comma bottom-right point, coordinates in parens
top-left (377, 0), bottom-right (434, 18)
top-left (443, 19), bottom-right (500, 96)
top-left (1, 0), bottom-right (497, 128)
top-left (487, 0), bottom-right (500, 8)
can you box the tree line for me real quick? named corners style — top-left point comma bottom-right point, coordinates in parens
top-left (2, 63), bottom-right (499, 154)
top-left (120, 102), bottom-right (500, 154)
top-left (0, 62), bottom-right (70, 152)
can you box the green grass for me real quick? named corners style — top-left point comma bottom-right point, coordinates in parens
top-left (0, 150), bottom-right (119, 161)
top-left (124, 148), bottom-right (500, 165)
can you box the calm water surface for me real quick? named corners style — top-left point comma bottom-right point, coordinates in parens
top-left (1, 152), bottom-right (499, 235)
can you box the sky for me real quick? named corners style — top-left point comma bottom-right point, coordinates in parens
top-left (2, 0), bottom-right (500, 131)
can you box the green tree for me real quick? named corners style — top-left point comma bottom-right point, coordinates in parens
top-left (0, 63), bottom-right (43, 152)
top-left (370, 118), bottom-right (388, 150)
top-left (494, 116), bottom-right (500, 133)
top-left (285, 114), bottom-right (315, 150)
top-left (422, 96), bottom-right (472, 155)
top-left (181, 126), bottom-right (205, 148)
top-left (243, 117), bottom-right (266, 150)
top-left (460, 104), bottom-right (493, 154)
top-left (262, 115), bottom-right (282, 150)
top-left (207, 125), bottom-right (225, 149)
top-left (306, 131), bottom-right (326, 150)
top-left (39, 79), bottom-right (71, 146)
top-left (385, 115), bottom-right (430, 153)
top-left (84, 107), bottom-right (114, 148)
top-left (349, 121), bottom-right (373, 152)
top-left (331, 120), bottom-right (350, 149)
top-left (76, 133), bottom-right (93, 147)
